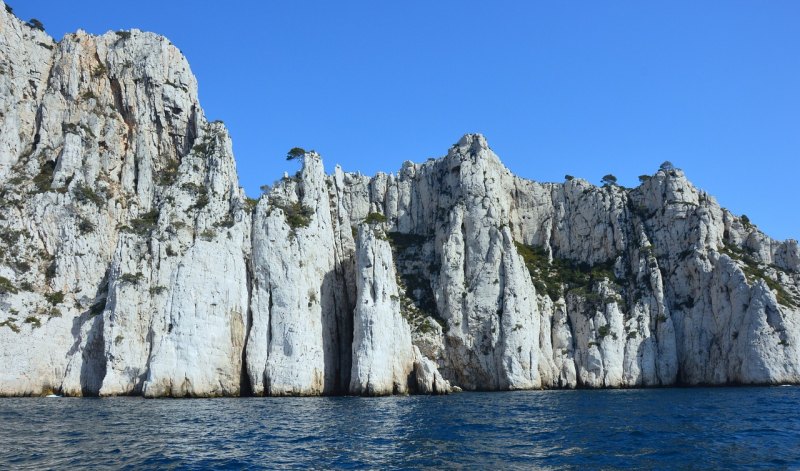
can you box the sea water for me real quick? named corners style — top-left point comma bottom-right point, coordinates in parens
top-left (1, 387), bottom-right (799, 469)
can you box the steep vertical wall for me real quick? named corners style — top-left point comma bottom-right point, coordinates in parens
top-left (1, 4), bottom-right (799, 396)
top-left (0, 5), bottom-right (250, 396)
top-left (247, 153), bottom-right (356, 396)
top-left (349, 224), bottom-right (416, 395)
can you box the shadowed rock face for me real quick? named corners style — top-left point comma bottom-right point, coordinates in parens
top-left (349, 225), bottom-right (416, 396)
top-left (1, 4), bottom-right (798, 396)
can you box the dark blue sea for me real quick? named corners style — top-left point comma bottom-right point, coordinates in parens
top-left (1, 387), bottom-right (799, 469)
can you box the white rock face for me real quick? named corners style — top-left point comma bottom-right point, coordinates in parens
top-left (247, 153), bottom-right (355, 396)
top-left (349, 225), bottom-right (415, 395)
top-left (142, 236), bottom-right (249, 398)
top-left (1, 5), bottom-right (799, 396)
top-left (0, 4), bottom-right (55, 183)
top-left (631, 170), bottom-right (800, 385)
top-left (337, 134), bottom-right (799, 390)
top-left (0, 9), bottom-right (250, 397)
top-left (413, 346), bottom-right (453, 394)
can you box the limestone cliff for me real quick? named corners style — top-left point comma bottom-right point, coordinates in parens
top-left (1, 4), bottom-right (798, 396)
top-left (349, 224), bottom-right (416, 396)
top-left (0, 4), bottom-right (250, 396)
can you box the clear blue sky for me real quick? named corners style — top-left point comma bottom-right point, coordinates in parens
top-left (12, 1), bottom-right (800, 240)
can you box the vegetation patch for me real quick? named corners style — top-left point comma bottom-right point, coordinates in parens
top-left (200, 229), bottom-right (215, 240)
top-left (720, 241), bottom-right (797, 308)
top-left (192, 191), bottom-right (209, 210)
top-left (182, 182), bottom-right (210, 210)
top-left (364, 212), bottom-right (388, 225)
top-left (601, 174), bottom-right (618, 187)
top-left (149, 286), bottom-right (167, 295)
top-left (192, 140), bottom-right (211, 155)
top-left (32, 161), bottom-right (56, 193)
top-left (0, 228), bottom-right (26, 246)
top-left (286, 147), bottom-right (306, 160)
top-left (44, 260), bottom-right (57, 280)
top-left (181, 182), bottom-right (203, 193)
top-left (244, 197), bottom-right (258, 212)
top-left (119, 272), bottom-right (143, 285)
top-left (13, 260), bottom-right (31, 274)
top-left (92, 63), bottom-right (107, 78)
top-left (74, 183), bottom-right (105, 207)
top-left (0, 319), bottom-right (20, 333)
top-left (158, 160), bottom-right (180, 186)
top-left (126, 210), bottom-right (159, 236)
top-left (567, 286), bottom-right (608, 308)
top-left (515, 242), bottom-right (616, 301)
top-left (78, 217), bottom-right (95, 234)
top-left (0, 276), bottom-right (18, 295)
top-left (26, 18), bottom-right (45, 31)
top-left (44, 291), bottom-right (64, 305)
top-left (6, 175), bottom-right (25, 186)
top-left (214, 217), bottom-right (235, 229)
top-left (416, 317), bottom-right (440, 335)
top-left (272, 200), bottom-right (313, 230)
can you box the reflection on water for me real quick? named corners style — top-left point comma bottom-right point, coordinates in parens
top-left (2, 387), bottom-right (800, 469)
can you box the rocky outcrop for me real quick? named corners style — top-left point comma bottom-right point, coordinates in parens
top-left (246, 152), bottom-right (355, 396)
top-left (336, 134), bottom-right (799, 389)
top-left (629, 170), bottom-right (800, 385)
top-left (413, 346), bottom-right (453, 394)
top-left (349, 225), bottom-right (416, 395)
top-left (0, 5), bottom-right (250, 397)
top-left (1, 4), bottom-right (799, 396)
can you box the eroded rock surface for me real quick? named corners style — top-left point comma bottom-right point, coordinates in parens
top-left (1, 4), bottom-right (799, 396)
top-left (349, 225), bottom-right (416, 395)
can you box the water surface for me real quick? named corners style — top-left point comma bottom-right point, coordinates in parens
top-left (2, 387), bottom-right (799, 469)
